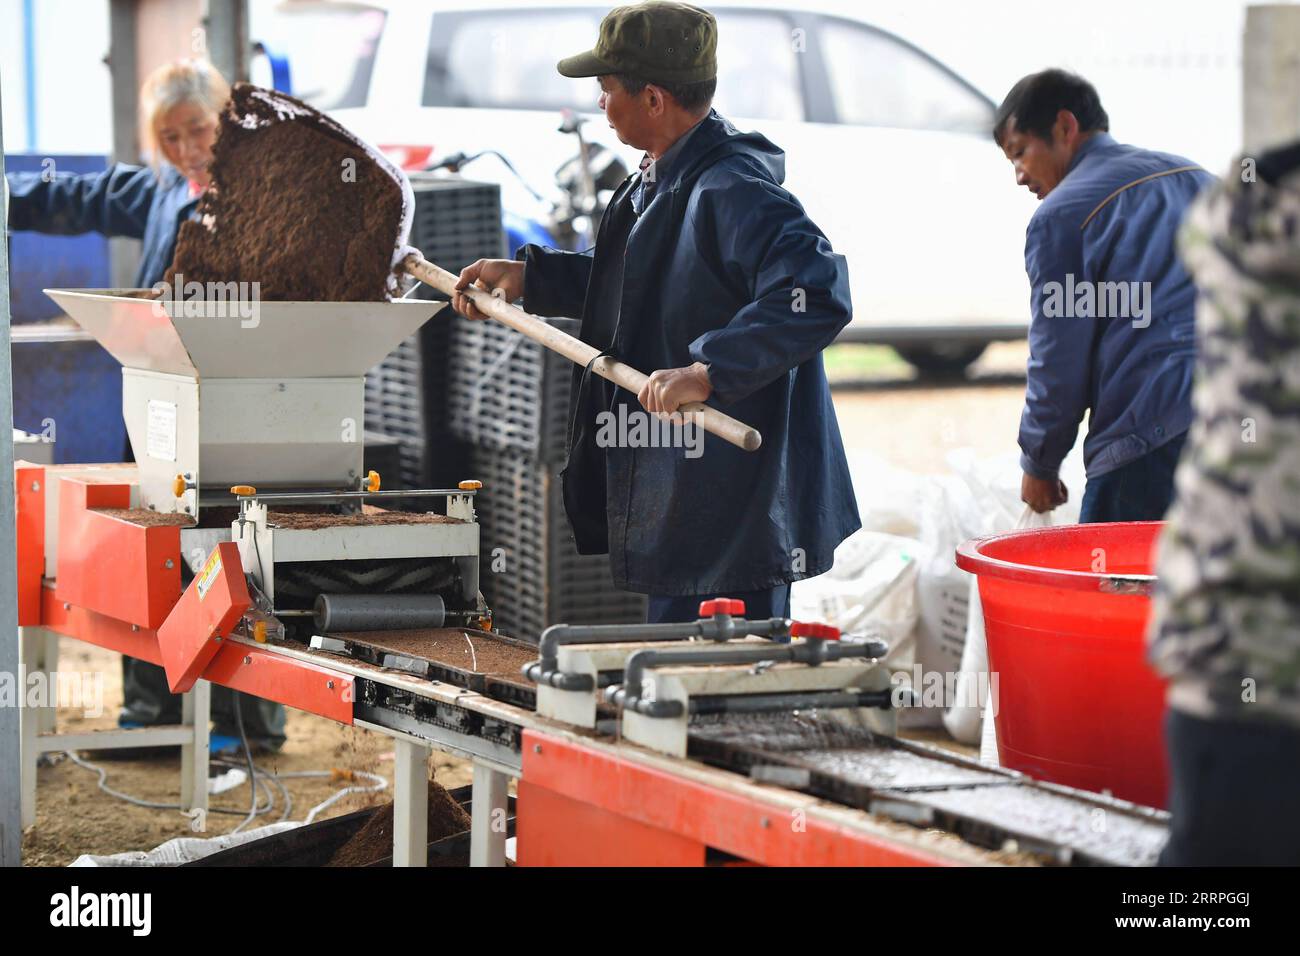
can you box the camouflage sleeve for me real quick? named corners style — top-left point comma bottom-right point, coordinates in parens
top-left (1148, 148), bottom-right (1300, 727)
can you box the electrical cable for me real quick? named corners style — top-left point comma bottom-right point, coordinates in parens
top-left (64, 750), bottom-right (272, 817)
top-left (229, 692), bottom-right (260, 834)
top-left (211, 756), bottom-right (293, 823)
top-left (432, 149), bottom-right (548, 203)
top-left (301, 771), bottom-right (387, 825)
top-left (65, 751), bottom-right (388, 830)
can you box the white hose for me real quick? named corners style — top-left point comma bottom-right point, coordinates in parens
top-left (65, 751), bottom-right (389, 833)
top-left (299, 771), bottom-right (388, 825)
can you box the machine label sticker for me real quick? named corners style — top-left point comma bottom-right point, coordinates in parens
top-left (146, 400), bottom-right (178, 461)
top-left (195, 550), bottom-right (222, 601)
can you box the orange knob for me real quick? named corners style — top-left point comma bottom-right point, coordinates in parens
top-left (230, 485), bottom-right (257, 497)
top-left (459, 479), bottom-right (483, 491)
top-left (366, 470), bottom-right (381, 492)
top-left (699, 597), bottom-right (746, 618)
top-left (790, 621), bottom-right (841, 641)
top-left (172, 474), bottom-right (187, 498)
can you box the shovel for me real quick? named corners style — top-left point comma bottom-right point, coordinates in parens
top-left (402, 254), bottom-right (761, 451)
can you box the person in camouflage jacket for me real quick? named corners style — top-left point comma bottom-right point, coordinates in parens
top-left (1149, 141), bottom-right (1300, 865)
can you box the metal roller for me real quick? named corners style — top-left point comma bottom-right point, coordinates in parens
top-left (313, 593), bottom-right (447, 632)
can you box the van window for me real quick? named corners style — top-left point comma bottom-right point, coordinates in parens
top-left (713, 13), bottom-right (803, 121)
top-left (820, 20), bottom-right (992, 133)
top-left (426, 12), bottom-right (606, 111)
top-left (425, 9), bottom-right (804, 121)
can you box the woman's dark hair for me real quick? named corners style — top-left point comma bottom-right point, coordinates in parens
top-left (993, 69), bottom-right (1109, 146)
top-left (614, 74), bottom-right (716, 113)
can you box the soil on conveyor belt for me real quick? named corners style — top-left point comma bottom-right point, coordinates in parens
top-left (325, 778), bottom-right (472, 867)
top-left (267, 508), bottom-right (464, 530)
top-left (338, 628), bottom-right (536, 679)
top-left (167, 83), bottom-right (405, 302)
top-left (92, 508), bottom-right (196, 527)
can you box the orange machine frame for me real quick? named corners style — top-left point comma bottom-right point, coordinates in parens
top-left (53, 477), bottom-right (182, 629)
top-left (517, 729), bottom-right (955, 867)
top-left (16, 463), bottom-right (958, 867)
top-left (158, 541), bottom-right (252, 692)
top-left (18, 466), bottom-right (353, 725)
top-left (15, 463), bottom-right (43, 626)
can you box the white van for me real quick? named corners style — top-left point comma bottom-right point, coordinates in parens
top-left (254, 0), bottom-right (1039, 373)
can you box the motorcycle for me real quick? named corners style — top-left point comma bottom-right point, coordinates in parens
top-left (427, 110), bottom-right (631, 255)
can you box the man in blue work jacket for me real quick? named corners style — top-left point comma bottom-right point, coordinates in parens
top-left (994, 69), bottom-right (1213, 521)
top-left (452, 1), bottom-right (859, 623)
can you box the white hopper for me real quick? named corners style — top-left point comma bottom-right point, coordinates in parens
top-left (44, 289), bottom-right (445, 515)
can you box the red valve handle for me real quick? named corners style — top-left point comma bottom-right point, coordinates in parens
top-left (790, 621), bottom-right (841, 641)
top-left (698, 597), bottom-right (747, 618)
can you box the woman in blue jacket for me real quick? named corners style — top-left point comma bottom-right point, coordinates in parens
top-left (8, 59), bottom-right (225, 287)
top-left (7, 59), bottom-right (286, 754)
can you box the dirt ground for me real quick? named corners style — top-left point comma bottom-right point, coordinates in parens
top-left (828, 341), bottom-right (1029, 473)
top-left (21, 640), bottom-right (475, 866)
top-left (20, 342), bottom-right (1025, 866)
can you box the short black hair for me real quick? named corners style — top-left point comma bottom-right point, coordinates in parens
top-left (993, 69), bottom-right (1109, 146)
top-left (612, 73), bottom-right (716, 113)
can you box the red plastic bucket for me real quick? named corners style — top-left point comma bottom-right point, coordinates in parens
top-left (955, 521), bottom-right (1168, 808)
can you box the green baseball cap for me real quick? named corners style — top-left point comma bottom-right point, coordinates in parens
top-left (557, 1), bottom-right (718, 85)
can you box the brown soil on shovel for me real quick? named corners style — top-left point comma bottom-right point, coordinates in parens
top-left (326, 778), bottom-right (471, 866)
top-left (167, 83), bottom-right (406, 301)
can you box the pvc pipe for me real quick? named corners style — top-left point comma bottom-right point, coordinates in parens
top-left (535, 615), bottom-right (792, 674)
top-left (618, 639), bottom-right (888, 702)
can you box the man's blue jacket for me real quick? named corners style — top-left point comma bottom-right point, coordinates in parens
top-left (7, 163), bottom-right (198, 288)
top-left (518, 111), bottom-right (860, 596)
top-left (1019, 133), bottom-right (1214, 480)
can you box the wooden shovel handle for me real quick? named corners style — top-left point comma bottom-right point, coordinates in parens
top-left (403, 253), bottom-right (762, 452)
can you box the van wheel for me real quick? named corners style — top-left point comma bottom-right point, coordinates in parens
top-left (894, 342), bottom-right (988, 377)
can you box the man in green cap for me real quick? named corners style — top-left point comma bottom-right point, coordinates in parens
top-left (453, 2), bottom-right (859, 624)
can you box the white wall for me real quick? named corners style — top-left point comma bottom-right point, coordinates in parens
top-left (0, 0), bottom-right (112, 156)
top-left (0, 0), bottom-right (31, 150)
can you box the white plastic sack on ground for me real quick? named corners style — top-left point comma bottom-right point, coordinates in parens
top-left (791, 530), bottom-right (919, 665)
top-left (901, 473), bottom-right (983, 727)
top-left (69, 821), bottom-right (302, 867)
top-left (944, 445), bottom-right (1086, 533)
top-left (846, 451), bottom-right (927, 539)
top-left (943, 504), bottom-right (1053, 747)
top-left (980, 684), bottom-right (1001, 766)
top-left (941, 573), bottom-right (991, 744)
top-left (944, 448), bottom-right (1024, 536)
